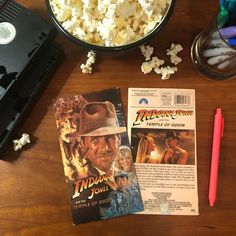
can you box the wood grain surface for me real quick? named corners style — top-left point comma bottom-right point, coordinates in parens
top-left (1, 0), bottom-right (236, 235)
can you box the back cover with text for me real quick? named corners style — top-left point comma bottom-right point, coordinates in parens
top-left (128, 88), bottom-right (199, 215)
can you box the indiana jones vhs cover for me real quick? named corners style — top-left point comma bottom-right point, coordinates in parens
top-left (53, 88), bottom-right (143, 224)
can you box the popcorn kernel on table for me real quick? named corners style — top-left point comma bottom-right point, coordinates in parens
top-left (80, 50), bottom-right (96, 74)
top-left (140, 42), bottom-right (182, 80)
top-left (13, 133), bottom-right (31, 151)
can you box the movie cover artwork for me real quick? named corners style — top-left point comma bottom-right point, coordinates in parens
top-left (53, 88), bottom-right (144, 224)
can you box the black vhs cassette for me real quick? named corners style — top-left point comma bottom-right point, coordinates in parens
top-left (0, 0), bottom-right (64, 153)
top-left (0, 0), bottom-right (57, 100)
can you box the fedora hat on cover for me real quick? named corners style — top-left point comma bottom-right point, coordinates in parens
top-left (78, 101), bottom-right (126, 136)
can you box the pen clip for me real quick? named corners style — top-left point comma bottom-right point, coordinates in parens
top-left (221, 117), bottom-right (224, 137)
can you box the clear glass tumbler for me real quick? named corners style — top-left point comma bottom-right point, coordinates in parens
top-left (191, 15), bottom-right (236, 80)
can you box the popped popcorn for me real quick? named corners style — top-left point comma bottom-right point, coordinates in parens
top-left (166, 43), bottom-right (183, 65)
top-left (141, 56), bottom-right (165, 74)
top-left (140, 45), bottom-right (154, 61)
top-left (13, 133), bottom-right (30, 151)
top-left (141, 61), bottom-right (153, 74)
top-left (154, 65), bottom-right (177, 80)
top-left (151, 56), bottom-right (165, 68)
top-left (140, 42), bottom-right (182, 80)
top-left (80, 50), bottom-right (96, 74)
top-left (49, 0), bottom-right (171, 46)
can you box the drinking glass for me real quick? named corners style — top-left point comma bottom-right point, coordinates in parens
top-left (191, 13), bottom-right (236, 80)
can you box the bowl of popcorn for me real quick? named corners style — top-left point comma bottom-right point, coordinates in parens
top-left (46, 0), bottom-right (176, 52)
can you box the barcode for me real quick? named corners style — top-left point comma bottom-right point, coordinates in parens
top-left (174, 95), bottom-right (191, 105)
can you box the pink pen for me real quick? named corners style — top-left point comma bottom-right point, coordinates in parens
top-left (208, 108), bottom-right (224, 207)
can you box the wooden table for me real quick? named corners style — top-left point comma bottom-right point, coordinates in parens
top-left (1, 0), bottom-right (236, 235)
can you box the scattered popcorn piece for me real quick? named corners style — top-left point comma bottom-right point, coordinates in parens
top-left (140, 56), bottom-right (165, 74)
top-left (169, 55), bottom-right (182, 65)
top-left (150, 56), bottom-right (165, 68)
top-left (166, 43), bottom-right (183, 65)
top-left (140, 45), bottom-right (154, 61)
top-left (166, 43), bottom-right (183, 56)
top-left (80, 64), bottom-right (92, 74)
top-left (140, 43), bottom-right (182, 80)
top-left (13, 133), bottom-right (30, 151)
top-left (87, 51), bottom-right (96, 63)
top-left (141, 61), bottom-right (153, 74)
top-left (80, 50), bottom-right (96, 74)
top-left (154, 66), bottom-right (178, 80)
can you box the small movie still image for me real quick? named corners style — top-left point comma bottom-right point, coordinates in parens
top-left (131, 128), bottom-right (196, 165)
